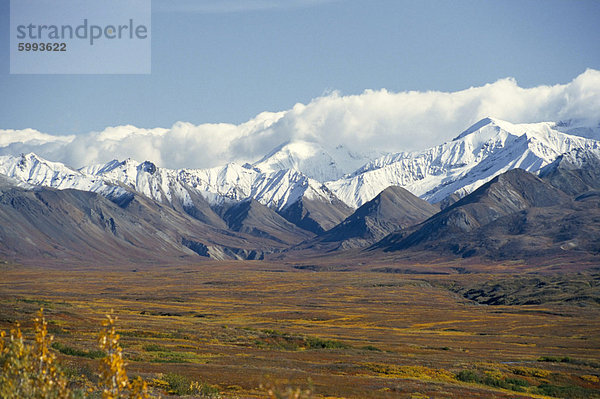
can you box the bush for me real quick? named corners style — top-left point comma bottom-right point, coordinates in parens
top-left (538, 355), bottom-right (571, 363)
top-left (0, 310), bottom-right (71, 399)
top-left (305, 337), bottom-right (349, 350)
top-left (456, 369), bottom-right (529, 392)
top-left (51, 342), bottom-right (105, 359)
top-left (505, 377), bottom-right (529, 387)
top-left (142, 343), bottom-right (166, 352)
top-left (456, 369), bottom-right (480, 383)
top-left (537, 356), bottom-right (600, 368)
top-left (163, 373), bottom-right (189, 395)
top-left (0, 309), bottom-right (152, 399)
top-left (536, 382), bottom-right (596, 398)
top-left (163, 373), bottom-right (221, 398)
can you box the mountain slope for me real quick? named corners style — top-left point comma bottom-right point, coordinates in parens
top-left (0, 177), bottom-right (309, 263)
top-left (326, 118), bottom-right (600, 208)
top-left (0, 154), bottom-right (350, 230)
top-left (371, 169), bottom-right (578, 259)
top-left (538, 148), bottom-right (600, 196)
top-left (0, 184), bottom-right (191, 263)
top-left (218, 199), bottom-right (314, 245)
top-left (300, 186), bottom-right (438, 250)
top-left (277, 195), bottom-right (353, 234)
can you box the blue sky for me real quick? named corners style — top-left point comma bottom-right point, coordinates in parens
top-left (1, 0), bottom-right (599, 136)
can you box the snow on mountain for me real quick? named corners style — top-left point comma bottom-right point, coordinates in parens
top-left (0, 153), bottom-right (141, 206)
top-left (3, 117), bottom-right (600, 214)
top-left (170, 163), bottom-right (338, 211)
top-left (252, 140), bottom-right (376, 181)
top-left (0, 153), bottom-right (338, 213)
top-left (77, 142), bottom-right (355, 211)
top-left (80, 158), bottom-right (188, 205)
top-left (553, 119), bottom-right (600, 141)
top-left (0, 153), bottom-right (115, 194)
top-left (326, 118), bottom-right (600, 208)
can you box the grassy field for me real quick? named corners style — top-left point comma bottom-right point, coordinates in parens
top-left (0, 259), bottom-right (599, 398)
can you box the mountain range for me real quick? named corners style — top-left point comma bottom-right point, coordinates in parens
top-left (1, 117), bottom-right (599, 264)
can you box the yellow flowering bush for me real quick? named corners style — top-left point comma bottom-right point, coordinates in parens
top-left (0, 309), bottom-right (70, 399)
top-left (0, 309), bottom-right (152, 399)
top-left (98, 313), bottom-right (150, 399)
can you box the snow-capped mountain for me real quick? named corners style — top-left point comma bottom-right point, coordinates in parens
top-left (2, 117), bottom-right (600, 216)
top-left (252, 140), bottom-right (378, 181)
top-left (0, 152), bottom-right (341, 215)
top-left (553, 119), bottom-right (600, 141)
top-left (326, 118), bottom-right (600, 208)
top-left (83, 159), bottom-right (340, 212)
top-left (0, 153), bottom-right (130, 200)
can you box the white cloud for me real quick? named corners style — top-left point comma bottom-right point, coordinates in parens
top-left (1, 69), bottom-right (599, 171)
top-left (0, 128), bottom-right (74, 147)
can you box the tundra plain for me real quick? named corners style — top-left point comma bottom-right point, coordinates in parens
top-left (1, 258), bottom-right (599, 398)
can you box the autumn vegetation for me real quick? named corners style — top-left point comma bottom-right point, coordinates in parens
top-left (0, 309), bottom-right (150, 398)
top-left (0, 260), bottom-right (599, 398)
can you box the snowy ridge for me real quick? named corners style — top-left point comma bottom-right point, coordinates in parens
top-left (174, 163), bottom-right (337, 211)
top-left (326, 118), bottom-right (600, 207)
top-left (0, 153), bottom-right (120, 195)
top-left (252, 140), bottom-right (376, 181)
top-left (1, 118), bottom-right (600, 212)
top-left (0, 153), bottom-right (338, 212)
top-left (553, 119), bottom-right (600, 141)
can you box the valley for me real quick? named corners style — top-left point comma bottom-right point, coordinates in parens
top-left (1, 260), bottom-right (599, 398)
top-left (2, 3), bottom-right (599, 397)
top-left (1, 117), bottom-right (600, 398)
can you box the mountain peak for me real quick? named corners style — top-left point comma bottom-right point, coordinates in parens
top-left (22, 152), bottom-right (41, 159)
top-left (252, 140), bottom-right (339, 181)
top-left (296, 184), bottom-right (438, 251)
top-left (17, 152), bottom-right (47, 166)
top-left (14, 152), bottom-right (76, 173)
top-left (327, 117), bottom-right (600, 207)
top-left (453, 117), bottom-right (506, 141)
top-left (454, 117), bottom-right (493, 138)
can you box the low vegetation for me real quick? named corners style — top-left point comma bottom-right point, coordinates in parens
top-left (0, 309), bottom-right (151, 398)
top-left (0, 310), bottom-right (316, 398)
top-left (1, 263), bottom-right (599, 398)
top-left (160, 373), bottom-right (221, 397)
top-left (254, 329), bottom-right (350, 351)
top-left (51, 342), bottom-right (105, 359)
top-left (455, 369), bottom-right (529, 392)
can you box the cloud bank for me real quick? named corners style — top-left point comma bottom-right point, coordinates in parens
top-left (1, 69), bottom-right (599, 170)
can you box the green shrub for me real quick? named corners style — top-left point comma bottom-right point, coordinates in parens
top-left (456, 369), bottom-right (480, 383)
top-left (361, 345), bottom-right (382, 351)
top-left (538, 356), bottom-right (571, 363)
top-left (143, 343), bottom-right (166, 352)
top-left (163, 373), bottom-right (220, 397)
top-left (51, 342), bottom-right (105, 359)
top-left (537, 356), bottom-right (600, 369)
top-left (536, 382), bottom-right (597, 398)
top-left (456, 370), bottom-right (529, 392)
top-left (305, 337), bottom-right (349, 350)
top-left (506, 377), bottom-right (529, 387)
